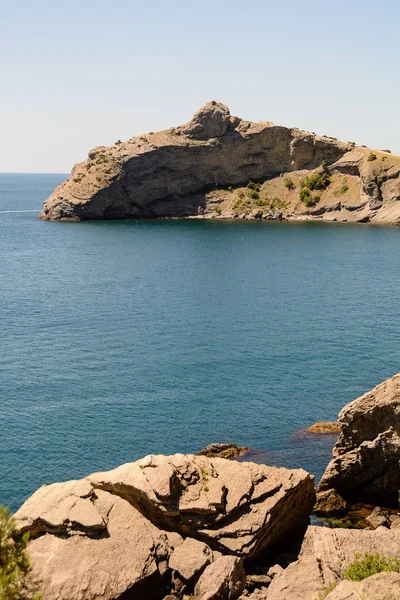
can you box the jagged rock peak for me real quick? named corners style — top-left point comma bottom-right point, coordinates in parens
top-left (181, 100), bottom-right (234, 139)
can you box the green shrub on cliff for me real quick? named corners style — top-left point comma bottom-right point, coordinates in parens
top-left (284, 177), bottom-right (295, 190)
top-left (343, 552), bottom-right (400, 582)
top-left (0, 506), bottom-right (40, 600)
top-left (248, 189), bottom-right (260, 200)
top-left (300, 188), bottom-right (320, 207)
top-left (300, 171), bottom-right (331, 191)
top-left (367, 152), bottom-right (377, 161)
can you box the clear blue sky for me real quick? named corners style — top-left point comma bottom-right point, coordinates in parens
top-left (1, 0), bottom-right (399, 172)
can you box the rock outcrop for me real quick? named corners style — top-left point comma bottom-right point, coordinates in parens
top-left (16, 453), bottom-right (315, 600)
top-left (318, 373), bottom-right (400, 506)
top-left (267, 525), bottom-right (400, 600)
top-left (325, 572), bottom-right (400, 600)
top-left (198, 442), bottom-right (248, 459)
top-left (40, 101), bottom-right (400, 224)
top-left (90, 453), bottom-right (315, 558)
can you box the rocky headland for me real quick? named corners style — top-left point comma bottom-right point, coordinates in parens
top-left (12, 373), bottom-right (400, 599)
top-left (40, 101), bottom-right (400, 225)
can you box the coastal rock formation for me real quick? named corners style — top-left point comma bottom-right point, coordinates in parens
top-left (267, 525), bottom-right (400, 600)
top-left (198, 442), bottom-right (249, 459)
top-left (90, 453), bottom-right (315, 558)
top-left (305, 421), bottom-right (340, 434)
top-left (15, 453), bottom-right (314, 600)
top-left (318, 373), bottom-right (400, 506)
top-left (40, 101), bottom-right (400, 224)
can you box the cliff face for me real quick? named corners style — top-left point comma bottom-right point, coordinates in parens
top-left (40, 101), bottom-right (400, 224)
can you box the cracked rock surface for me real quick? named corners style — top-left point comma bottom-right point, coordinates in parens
top-left (90, 453), bottom-right (315, 558)
top-left (15, 453), bottom-right (314, 600)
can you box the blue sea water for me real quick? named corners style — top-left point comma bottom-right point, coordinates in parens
top-left (1, 173), bottom-right (400, 512)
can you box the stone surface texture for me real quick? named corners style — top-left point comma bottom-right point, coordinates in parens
top-left (90, 453), bottom-right (315, 559)
top-left (40, 101), bottom-right (400, 224)
top-left (16, 453), bottom-right (314, 600)
top-left (267, 525), bottom-right (400, 600)
top-left (169, 537), bottom-right (212, 581)
top-left (194, 556), bottom-right (246, 600)
top-left (319, 373), bottom-right (400, 505)
top-left (325, 572), bottom-right (400, 600)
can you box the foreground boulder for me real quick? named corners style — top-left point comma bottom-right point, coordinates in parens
top-left (40, 101), bottom-right (400, 224)
top-left (267, 525), bottom-right (400, 600)
top-left (16, 481), bottom-right (179, 600)
top-left (16, 453), bottom-right (314, 600)
top-left (318, 373), bottom-right (400, 506)
top-left (90, 453), bottom-right (315, 558)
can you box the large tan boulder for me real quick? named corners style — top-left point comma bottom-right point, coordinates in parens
top-left (318, 374), bottom-right (400, 505)
top-left (267, 525), bottom-right (400, 600)
top-left (15, 454), bottom-right (315, 600)
top-left (90, 453), bottom-right (315, 559)
top-left (16, 482), bottom-right (180, 600)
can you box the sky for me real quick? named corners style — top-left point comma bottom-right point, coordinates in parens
top-left (1, 0), bottom-right (399, 172)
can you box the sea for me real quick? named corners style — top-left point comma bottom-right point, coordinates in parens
top-left (1, 173), bottom-right (400, 512)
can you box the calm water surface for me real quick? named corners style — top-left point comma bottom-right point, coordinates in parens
top-left (1, 173), bottom-right (400, 511)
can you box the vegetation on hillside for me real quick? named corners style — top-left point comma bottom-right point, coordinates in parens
top-left (0, 505), bottom-right (41, 600)
top-left (317, 552), bottom-right (400, 599)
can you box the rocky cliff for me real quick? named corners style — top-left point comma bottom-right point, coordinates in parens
top-left (318, 373), bottom-right (400, 506)
top-left (40, 101), bottom-right (400, 224)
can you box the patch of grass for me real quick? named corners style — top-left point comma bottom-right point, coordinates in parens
top-left (213, 205), bottom-right (222, 215)
top-left (200, 467), bottom-right (209, 481)
top-left (348, 141), bottom-right (356, 147)
top-left (367, 153), bottom-right (377, 161)
top-left (334, 181), bottom-right (349, 196)
top-left (284, 177), bottom-right (295, 191)
top-left (0, 505), bottom-right (41, 600)
top-left (233, 197), bottom-right (251, 213)
top-left (228, 186), bottom-right (233, 192)
top-left (73, 173), bottom-right (85, 183)
top-left (140, 137), bottom-right (148, 142)
top-left (381, 149), bottom-right (391, 153)
top-left (343, 553), bottom-right (400, 582)
top-left (316, 581), bottom-right (337, 599)
top-left (248, 189), bottom-right (260, 200)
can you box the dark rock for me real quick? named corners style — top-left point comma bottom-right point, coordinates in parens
top-left (198, 443), bottom-right (248, 459)
top-left (314, 488), bottom-right (347, 516)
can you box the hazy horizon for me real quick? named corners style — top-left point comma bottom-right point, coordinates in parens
top-left (2, 0), bottom-right (399, 172)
